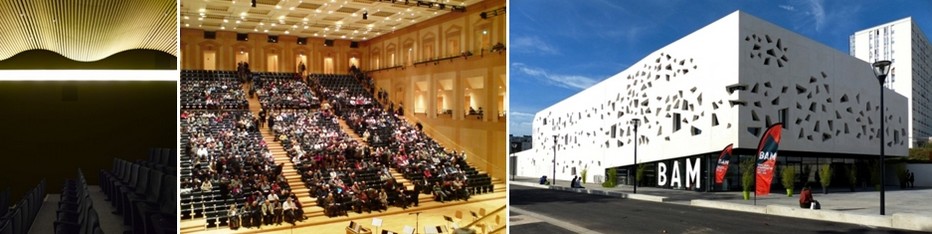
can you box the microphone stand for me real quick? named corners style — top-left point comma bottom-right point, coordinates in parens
top-left (409, 212), bottom-right (422, 234)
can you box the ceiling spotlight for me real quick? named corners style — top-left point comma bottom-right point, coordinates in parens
top-left (480, 12), bottom-right (487, 19)
top-left (251, 0), bottom-right (256, 7)
top-left (363, 11), bottom-right (368, 20)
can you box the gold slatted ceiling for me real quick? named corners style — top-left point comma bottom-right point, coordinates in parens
top-left (0, 0), bottom-right (176, 62)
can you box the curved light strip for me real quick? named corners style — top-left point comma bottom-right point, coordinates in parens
top-left (0, 0), bottom-right (176, 62)
top-left (0, 70), bottom-right (177, 81)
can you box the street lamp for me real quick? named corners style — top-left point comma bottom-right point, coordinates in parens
top-left (511, 143), bottom-right (518, 181)
top-left (631, 118), bottom-right (640, 194)
top-left (553, 135), bottom-right (558, 186)
top-left (872, 60), bottom-right (892, 216)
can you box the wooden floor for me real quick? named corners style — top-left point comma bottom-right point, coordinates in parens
top-left (180, 192), bottom-right (505, 234)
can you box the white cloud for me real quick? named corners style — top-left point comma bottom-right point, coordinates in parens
top-left (512, 63), bottom-right (599, 90)
top-left (510, 111), bottom-right (536, 118)
top-left (511, 36), bottom-right (560, 55)
top-left (805, 0), bottom-right (826, 32)
top-left (778, 4), bottom-right (796, 11)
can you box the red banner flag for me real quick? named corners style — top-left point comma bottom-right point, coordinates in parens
top-left (755, 123), bottom-right (783, 196)
top-left (714, 144), bottom-right (734, 184)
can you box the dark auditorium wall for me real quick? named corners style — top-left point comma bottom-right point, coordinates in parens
top-left (0, 49), bottom-right (177, 70)
top-left (0, 81), bottom-right (176, 200)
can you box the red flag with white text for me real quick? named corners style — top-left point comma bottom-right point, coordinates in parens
top-left (714, 144), bottom-right (734, 184)
top-left (755, 123), bottom-right (783, 196)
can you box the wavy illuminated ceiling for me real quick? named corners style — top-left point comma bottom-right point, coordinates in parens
top-left (0, 0), bottom-right (177, 62)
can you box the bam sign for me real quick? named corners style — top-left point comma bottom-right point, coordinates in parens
top-left (657, 157), bottom-right (702, 189)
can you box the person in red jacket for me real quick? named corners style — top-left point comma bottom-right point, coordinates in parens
top-left (799, 184), bottom-right (820, 209)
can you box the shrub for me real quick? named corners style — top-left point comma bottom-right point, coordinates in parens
top-left (781, 166), bottom-right (796, 194)
top-left (602, 168), bottom-right (617, 188)
top-left (741, 159), bottom-right (755, 194)
top-left (895, 163), bottom-right (908, 188)
top-left (847, 165), bottom-right (857, 190)
top-left (581, 168), bottom-right (588, 184)
top-left (869, 161), bottom-right (881, 190)
top-left (819, 164), bottom-right (832, 193)
top-left (636, 164), bottom-right (647, 186)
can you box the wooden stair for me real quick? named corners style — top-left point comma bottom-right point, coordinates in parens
top-left (246, 93), bottom-right (317, 216)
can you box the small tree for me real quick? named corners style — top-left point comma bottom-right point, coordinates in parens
top-left (581, 168), bottom-right (588, 184)
top-left (895, 163), bottom-right (908, 189)
top-left (602, 168), bottom-right (617, 188)
top-left (781, 167), bottom-right (796, 197)
top-left (847, 165), bottom-right (857, 192)
top-left (869, 161), bottom-right (882, 191)
top-left (636, 164), bottom-right (647, 186)
top-left (741, 159), bottom-right (755, 200)
top-left (819, 164), bottom-right (832, 194)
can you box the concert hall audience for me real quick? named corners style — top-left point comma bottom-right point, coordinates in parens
top-left (181, 70), bottom-right (249, 109)
top-left (180, 70), bottom-right (493, 229)
top-left (254, 74), bottom-right (320, 110)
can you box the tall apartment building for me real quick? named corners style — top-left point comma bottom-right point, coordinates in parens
top-left (850, 17), bottom-right (932, 147)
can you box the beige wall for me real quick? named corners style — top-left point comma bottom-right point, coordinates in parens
top-left (364, 0), bottom-right (506, 180)
top-left (369, 52), bottom-right (506, 180)
top-left (180, 29), bottom-right (365, 73)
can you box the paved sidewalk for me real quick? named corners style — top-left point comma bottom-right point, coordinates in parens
top-left (510, 177), bottom-right (932, 231)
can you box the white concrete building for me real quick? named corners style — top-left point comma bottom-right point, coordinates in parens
top-left (850, 17), bottom-right (932, 147)
top-left (515, 11), bottom-right (909, 190)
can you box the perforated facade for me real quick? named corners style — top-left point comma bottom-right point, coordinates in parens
top-left (515, 11), bottom-right (909, 184)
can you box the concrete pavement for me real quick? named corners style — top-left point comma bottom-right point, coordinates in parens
top-left (509, 176), bottom-right (932, 231)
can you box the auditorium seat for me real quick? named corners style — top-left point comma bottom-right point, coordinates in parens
top-left (0, 219), bottom-right (11, 234)
top-left (10, 206), bottom-right (22, 234)
top-left (55, 169), bottom-right (99, 234)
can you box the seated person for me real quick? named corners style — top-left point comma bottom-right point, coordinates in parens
top-left (432, 182), bottom-right (448, 202)
top-left (799, 184), bottom-right (820, 209)
top-left (228, 204), bottom-right (240, 230)
top-left (261, 199), bottom-right (273, 226)
top-left (283, 197), bottom-right (297, 225)
top-left (274, 200), bottom-right (284, 225)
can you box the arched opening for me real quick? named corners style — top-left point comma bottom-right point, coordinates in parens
top-left (445, 26), bottom-right (462, 57)
top-left (349, 57), bottom-right (360, 69)
top-left (323, 57), bottom-right (334, 74)
top-left (295, 52), bottom-right (308, 75)
top-left (476, 24), bottom-right (491, 51)
top-left (203, 47), bottom-right (216, 70)
top-left (235, 49), bottom-right (249, 65)
top-left (266, 52), bottom-right (279, 72)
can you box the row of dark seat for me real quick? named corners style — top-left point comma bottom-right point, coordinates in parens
top-left (54, 169), bottom-right (102, 234)
top-left (0, 179), bottom-right (45, 234)
top-left (180, 70), bottom-right (239, 80)
top-left (0, 188), bottom-right (8, 220)
top-left (98, 149), bottom-right (177, 234)
top-left (253, 72), bottom-right (300, 80)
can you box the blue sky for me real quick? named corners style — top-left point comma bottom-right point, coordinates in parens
top-left (509, 0), bottom-right (932, 136)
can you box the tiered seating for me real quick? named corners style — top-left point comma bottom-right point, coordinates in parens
top-left (315, 74), bottom-right (376, 108)
top-left (180, 110), bottom-right (288, 229)
top-left (317, 74), bottom-right (496, 199)
top-left (270, 109), bottom-right (396, 217)
top-left (54, 169), bottom-right (102, 234)
top-left (0, 179), bottom-right (45, 234)
top-left (98, 148), bottom-right (177, 234)
top-left (254, 73), bottom-right (320, 109)
top-left (181, 70), bottom-right (249, 109)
